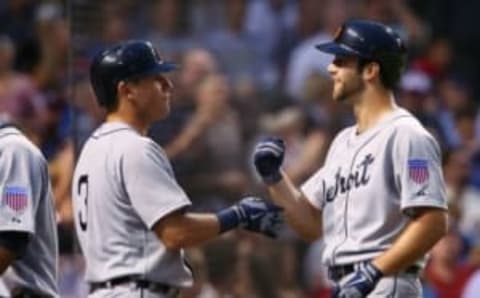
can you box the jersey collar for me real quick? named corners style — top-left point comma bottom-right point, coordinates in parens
top-left (93, 121), bottom-right (139, 138)
top-left (348, 108), bottom-right (410, 145)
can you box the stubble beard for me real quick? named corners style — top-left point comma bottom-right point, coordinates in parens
top-left (333, 75), bottom-right (365, 104)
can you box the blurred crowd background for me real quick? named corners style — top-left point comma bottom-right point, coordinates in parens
top-left (1, 0), bottom-right (480, 297)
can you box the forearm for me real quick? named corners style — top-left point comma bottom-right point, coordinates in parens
top-left (0, 247), bottom-right (16, 274)
top-left (154, 213), bottom-right (220, 250)
top-left (267, 172), bottom-right (321, 242)
top-left (372, 208), bottom-right (448, 275)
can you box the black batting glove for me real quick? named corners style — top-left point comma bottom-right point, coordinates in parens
top-left (216, 197), bottom-right (283, 237)
top-left (332, 261), bottom-right (383, 298)
top-left (253, 137), bottom-right (285, 184)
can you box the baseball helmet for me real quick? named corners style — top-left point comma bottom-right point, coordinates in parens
top-left (89, 40), bottom-right (177, 108)
top-left (316, 20), bottom-right (407, 88)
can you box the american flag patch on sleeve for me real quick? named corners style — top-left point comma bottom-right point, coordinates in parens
top-left (408, 159), bottom-right (429, 184)
top-left (2, 186), bottom-right (29, 213)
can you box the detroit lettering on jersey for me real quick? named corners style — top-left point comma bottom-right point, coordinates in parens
top-left (325, 153), bottom-right (375, 202)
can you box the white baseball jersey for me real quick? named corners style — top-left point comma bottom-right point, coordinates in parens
top-left (0, 125), bottom-right (59, 297)
top-left (301, 108), bottom-right (447, 266)
top-left (72, 122), bottom-right (193, 286)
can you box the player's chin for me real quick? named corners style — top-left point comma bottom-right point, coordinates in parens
top-left (332, 90), bottom-right (344, 102)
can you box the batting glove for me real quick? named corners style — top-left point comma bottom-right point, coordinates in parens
top-left (216, 197), bottom-right (283, 237)
top-left (332, 261), bottom-right (383, 298)
top-left (253, 137), bottom-right (285, 184)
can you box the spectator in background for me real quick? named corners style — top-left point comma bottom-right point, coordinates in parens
top-left (149, 48), bottom-right (218, 164)
top-left (204, 0), bottom-right (264, 90)
top-left (436, 76), bottom-right (473, 150)
top-left (398, 69), bottom-right (445, 145)
top-left (178, 248), bottom-right (217, 298)
top-left (413, 38), bottom-right (453, 82)
top-left (453, 108), bottom-right (480, 189)
top-left (150, 51), bottom-right (248, 209)
top-left (258, 106), bottom-right (326, 185)
top-left (360, 0), bottom-right (429, 50)
top-left (83, 4), bottom-right (130, 60)
top-left (300, 72), bottom-right (353, 135)
top-left (179, 73), bottom-right (248, 210)
top-left (33, 2), bottom-right (69, 92)
top-left (285, 0), bottom-right (347, 100)
top-left (442, 149), bottom-right (480, 246)
top-left (0, 35), bottom-right (44, 140)
top-left (188, 0), bottom-right (225, 37)
top-left (147, 0), bottom-right (194, 60)
top-left (303, 240), bottom-right (331, 298)
top-left (0, 0), bottom-right (36, 46)
top-left (207, 238), bottom-right (247, 297)
top-left (425, 228), bottom-right (478, 298)
top-left (244, 0), bottom-right (299, 88)
top-left (70, 76), bottom-right (106, 149)
top-left (99, 15), bottom-right (129, 49)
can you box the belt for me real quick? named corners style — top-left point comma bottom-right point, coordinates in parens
top-left (11, 287), bottom-right (53, 298)
top-left (89, 276), bottom-right (178, 296)
top-left (328, 263), bottom-right (420, 281)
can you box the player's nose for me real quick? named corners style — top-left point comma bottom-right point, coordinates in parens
top-left (327, 62), bottom-right (337, 77)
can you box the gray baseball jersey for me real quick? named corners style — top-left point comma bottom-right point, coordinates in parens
top-left (72, 122), bottom-right (193, 286)
top-left (0, 125), bottom-right (58, 297)
top-left (301, 108), bottom-right (447, 266)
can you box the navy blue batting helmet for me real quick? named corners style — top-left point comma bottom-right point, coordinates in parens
top-left (89, 40), bottom-right (177, 109)
top-left (316, 20), bottom-right (407, 88)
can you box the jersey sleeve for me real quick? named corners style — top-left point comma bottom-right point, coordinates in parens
top-left (393, 126), bottom-right (448, 213)
top-left (123, 140), bottom-right (191, 228)
top-left (300, 168), bottom-right (326, 210)
top-left (0, 144), bottom-right (39, 234)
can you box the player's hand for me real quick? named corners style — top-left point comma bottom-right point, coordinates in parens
top-left (332, 261), bottom-right (383, 298)
top-left (253, 137), bottom-right (285, 184)
top-left (236, 197), bottom-right (283, 237)
top-left (216, 197), bottom-right (283, 237)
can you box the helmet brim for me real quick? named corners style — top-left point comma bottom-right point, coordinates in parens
top-left (315, 42), bottom-right (364, 58)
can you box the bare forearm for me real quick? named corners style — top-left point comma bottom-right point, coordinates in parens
top-left (267, 172), bottom-right (321, 241)
top-left (372, 208), bottom-right (448, 275)
top-left (154, 213), bottom-right (220, 250)
top-left (0, 247), bottom-right (16, 274)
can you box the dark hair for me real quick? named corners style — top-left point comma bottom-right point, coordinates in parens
top-left (357, 54), bottom-right (406, 90)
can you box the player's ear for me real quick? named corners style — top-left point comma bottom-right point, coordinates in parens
top-left (362, 62), bottom-right (380, 83)
top-left (117, 80), bottom-right (136, 102)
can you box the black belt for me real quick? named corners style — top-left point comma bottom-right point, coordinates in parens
top-left (10, 287), bottom-right (53, 298)
top-left (328, 263), bottom-right (420, 281)
top-left (89, 276), bottom-right (178, 295)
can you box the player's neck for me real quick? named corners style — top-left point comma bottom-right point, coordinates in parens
top-left (106, 112), bottom-right (149, 135)
top-left (354, 88), bottom-right (396, 134)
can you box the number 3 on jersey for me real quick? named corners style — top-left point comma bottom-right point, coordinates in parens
top-left (77, 174), bottom-right (89, 231)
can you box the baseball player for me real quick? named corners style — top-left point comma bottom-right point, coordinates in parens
top-left (72, 40), bottom-right (282, 298)
top-left (253, 20), bottom-right (448, 297)
top-left (0, 115), bottom-right (59, 298)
